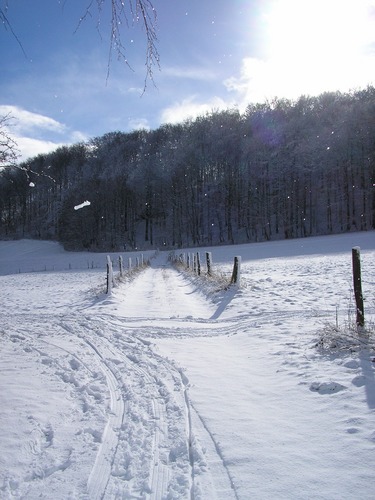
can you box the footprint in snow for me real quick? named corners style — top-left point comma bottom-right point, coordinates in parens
top-left (351, 375), bottom-right (366, 387)
top-left (309, 381), bottom-right (346, 394)
top-left (346, 427), bottom-right (360, 434)
top-left (343, 359), bottom-right (360, 370)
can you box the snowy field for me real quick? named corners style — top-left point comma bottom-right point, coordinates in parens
top-left (0, 232), bottom-right (374, 500)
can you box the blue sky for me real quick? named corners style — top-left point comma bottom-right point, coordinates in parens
top-left (1, 0), bottom-right (375, 161)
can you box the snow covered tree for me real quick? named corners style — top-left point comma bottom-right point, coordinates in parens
top-left (1, 87), bottom-right (374, 247)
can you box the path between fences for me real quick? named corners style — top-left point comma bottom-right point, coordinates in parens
top-left (106, 252), bottom-right (221, 321)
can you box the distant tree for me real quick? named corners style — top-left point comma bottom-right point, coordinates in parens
top-left (1, 87), bottom-right (374, 247)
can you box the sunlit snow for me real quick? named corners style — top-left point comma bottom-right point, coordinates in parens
top-left (0, 232), bottom-right (374, 499)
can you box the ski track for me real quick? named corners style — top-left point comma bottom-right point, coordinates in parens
top-left (83, 335), bottom-right (126, 500)
top-left (67, 316), bottom-right (175, 499)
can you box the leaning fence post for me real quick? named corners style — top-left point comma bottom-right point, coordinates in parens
top-left (106, 255), bottom-right (114, 294)
top-left (352, 247), bottom-right (364, 328)
top-left (231, 256), bottom-right (241, 286)
top-left (206, 252), bottom-right (212, 276)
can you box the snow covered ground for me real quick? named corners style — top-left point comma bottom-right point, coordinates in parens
top-left (0, 232), bottom-right (374, 499)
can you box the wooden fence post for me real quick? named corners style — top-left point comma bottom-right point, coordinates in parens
top-left (119, 256), bottom-right (123, 277)
top-left (352, 247), bottom-right (364, 327)
top-left (106, 255), bottom-right (114, 294)
top-left (128, 257), bottom-right (132, 271)
top-left (196, 252), bottom-right (201, 276)
top-left (231, 256), bottom-right (241, 286)
top-left (206, 252), bottom-right (212, 276)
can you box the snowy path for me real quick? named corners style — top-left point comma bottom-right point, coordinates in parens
top-left (93, 255), bottom-right (217, 322)
top-left (87, 257), bottom-right (239, 499)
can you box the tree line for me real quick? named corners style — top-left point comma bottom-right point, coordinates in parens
top-left (1, 87), bottom-right (374, 251)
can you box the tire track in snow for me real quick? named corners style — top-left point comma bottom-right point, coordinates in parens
top-left (84, 337), bottom-right (125, 500)
top-left (178, 368), bottom-right (195, 499)
top-left (73, 319), bottom-right (174, 499)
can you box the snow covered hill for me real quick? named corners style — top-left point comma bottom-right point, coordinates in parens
top-left (0, 233), bottom-right (374, 499)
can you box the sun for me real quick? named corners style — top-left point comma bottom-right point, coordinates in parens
top-left (260, 0), bottom-right (375, 98)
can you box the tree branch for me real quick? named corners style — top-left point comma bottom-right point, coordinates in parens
top-left (0, 3), bottom-right (27, 58)
top-left (78, 0), bottom-right (160, 87)
top-left (0, 114), bottom-right (20, 168)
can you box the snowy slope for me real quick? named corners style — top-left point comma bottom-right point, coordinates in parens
top-left (0, 233), bottom-right (374, 499)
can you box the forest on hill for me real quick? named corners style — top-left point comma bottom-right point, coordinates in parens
top-left (1, 87), bottom-right (374, 251)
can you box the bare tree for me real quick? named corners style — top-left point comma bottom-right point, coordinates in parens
top-left (0, 113), bottom-right (19, 168)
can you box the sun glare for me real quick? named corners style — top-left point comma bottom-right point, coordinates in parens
top-left (261, 0), bottom-right (375, 97)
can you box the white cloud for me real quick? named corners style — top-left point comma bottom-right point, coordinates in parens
top-left (160, 96), bottom-right (232, 125)
top-left (15, 137), bottom-right (68, 161)
top-left (0, 105), bottom-right (87, 162)
top-left (0, 105), bottom-right (67, 135)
